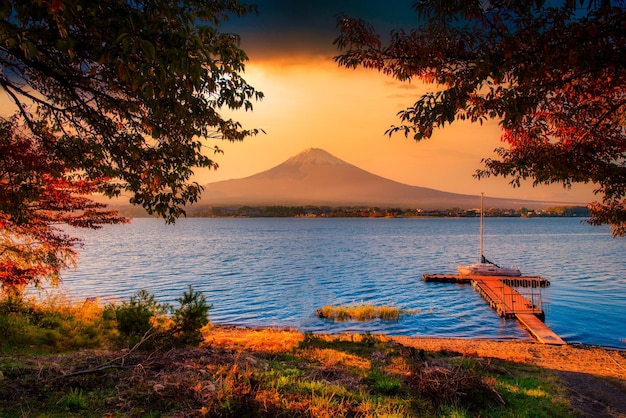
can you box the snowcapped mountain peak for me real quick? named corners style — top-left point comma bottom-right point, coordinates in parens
top-left (282, 148), bottom-right (349, 166)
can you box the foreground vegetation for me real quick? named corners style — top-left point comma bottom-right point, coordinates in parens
top-left (0, 291), bottom-right (579, 417)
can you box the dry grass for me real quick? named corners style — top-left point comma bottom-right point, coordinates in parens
top-left (32, 292), bottom-right (106, 323)
top-left (203, 325), bottom-right (304, 352)
top-left (302, 347), bottom-right (371, 371)
top-left (316, 303), bottom-right (410, 321)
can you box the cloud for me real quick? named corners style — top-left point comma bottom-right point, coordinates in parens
top-left (223, 0), bottom-right (418, 58)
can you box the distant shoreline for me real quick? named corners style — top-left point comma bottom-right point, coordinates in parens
top-left (114, 204), bottom-right (591, 219)
top-left (189, 205), bottom-right (590, 219)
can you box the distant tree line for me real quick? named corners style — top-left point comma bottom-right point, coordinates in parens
top-left (187, 205), bottom-right (590, 218)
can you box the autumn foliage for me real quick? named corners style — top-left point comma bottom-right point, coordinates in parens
top-left (0, 118), bottom-right (127, 289)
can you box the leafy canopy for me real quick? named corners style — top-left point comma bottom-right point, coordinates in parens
top-left (335, 0), bottom-right (626, 236)
top-left (1, 0), bottom-right (263, 221)
top-left (1, 0), bottom-right (263, 288)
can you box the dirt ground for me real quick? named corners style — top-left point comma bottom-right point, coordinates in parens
top-left (392, 336), bottom-right (626, 418)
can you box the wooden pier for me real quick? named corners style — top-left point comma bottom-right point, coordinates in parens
top-left (423, 274), bottom-right (565, 345)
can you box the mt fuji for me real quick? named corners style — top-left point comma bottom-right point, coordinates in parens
top-left (196, 148), bottom-right (566, 209)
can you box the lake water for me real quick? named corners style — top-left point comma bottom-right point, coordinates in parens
top-left (45, 217), bottom-right (625, 349)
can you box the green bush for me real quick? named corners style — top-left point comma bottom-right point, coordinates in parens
top-left (113, 287), bottom-right (211, 349)
top-left (171, 285), bottom-right (211, 346)
top-left (113, 290), bottom-right (170, 348)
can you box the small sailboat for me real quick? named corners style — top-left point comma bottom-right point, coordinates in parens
top-left (458, 193), bottom-right (521, 277)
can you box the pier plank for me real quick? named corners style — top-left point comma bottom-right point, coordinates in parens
top-left (473, 277), bottom-right (543, 317)
top-left (516, 313), bottom-right (566, 345)
top-left (423, 272), bottom-right (564, 345)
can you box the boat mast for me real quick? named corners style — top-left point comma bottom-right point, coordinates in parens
top-left (479, 193), bottom-right (484, 263)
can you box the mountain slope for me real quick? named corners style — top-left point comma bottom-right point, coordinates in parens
top-left (197, 148), bottom-right (567, 209)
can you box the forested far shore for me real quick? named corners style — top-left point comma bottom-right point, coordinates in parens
top-left (181, 205), bottom-right (590, 218)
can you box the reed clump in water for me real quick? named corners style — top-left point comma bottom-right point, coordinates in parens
top-left (316, 303), bottom-right (410, 321)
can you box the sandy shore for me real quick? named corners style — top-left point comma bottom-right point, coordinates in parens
top-left (392, 336), bottom-right (626, 380)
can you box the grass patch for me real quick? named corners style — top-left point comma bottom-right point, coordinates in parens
top-left (486, 363), bottom-right (573, 417)
top-left (0, 293), bottom-right (117, 354)
top-left (316, 303), bottom-right (412, 321)
top-left (56, 387), bottom-right (88, 413)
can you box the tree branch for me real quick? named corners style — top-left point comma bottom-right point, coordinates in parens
top-left (54, 328), bottom-right (157, 380)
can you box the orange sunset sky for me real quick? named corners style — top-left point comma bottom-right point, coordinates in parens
top-left (0, 1), bottom-right (598, 205)
top-left (206, 0), bottom-right (597, 204)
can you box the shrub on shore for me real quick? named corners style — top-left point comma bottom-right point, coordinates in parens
top-left (111, 285), bottom-right (211, 349)
top-left (0, 285), bottom-right (211, 353)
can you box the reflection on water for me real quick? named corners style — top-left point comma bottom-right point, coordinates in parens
top-left (39, 217), bottom-right (626, 349)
